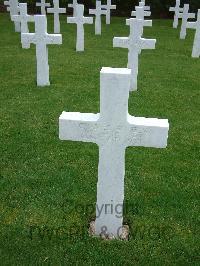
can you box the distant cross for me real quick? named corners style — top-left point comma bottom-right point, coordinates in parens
top-left (11, 3), bottom-right (34, 43)
top-left (139, 1), bottom-right (150, 11)
top-left (59, 67), bottom-right (169, 239)
top-left (169, 0), bottom-right (183, 28)
top-left (68, 0), bottom-right (78, 17)
top-left (113, 18), bottom-right (156, 91)
top-left (131, 6), bottom-right (152, 27)
top-left (102, 0), bottom-right (116, 25)
top-left (36, 0), bottom-right (51, 15)
top-left (21, 15), bottom-right (62, 86)
top-left (89, 0), bottom-right (107, 35)
top-left (47, 0), bottom-right (66, 33)
top-left (4, 0), bottom-right (20, 32)
top-left (67, 4), bottom-right (93, 52)
top-left (180, 4), bottom-right (195, 39)
top-left (186, 9), bottom-right (200, 58)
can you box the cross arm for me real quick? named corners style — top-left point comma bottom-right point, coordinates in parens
top-left (4, 0), bottom-right (9, 6)
top-left (67, 17), bottom-right (77, 24)
top-left (101, 4), bottom-right (116, 10)
top-left (83, 17), bottom-right (93, 24)
top-left (141, 38), bottom-right (156, 49)
top-left (21, 33), bottom-right (36, 47)
top-left (127, 115), bottom-right (169, 148)
top-left (113, 37), bottom-right (129, 49)
top-left (186, 21), bottom-right (197, 29)
top-left (59, 112), bottom-right (99, 144)
top-left (89, 9), bottom-right (96, 15)
top-left (169, 7), bottom-right (175, 12)
top-left (46, 33), bottom-right (62, 45)
top-left (188, 13), bottom-right (196, 19)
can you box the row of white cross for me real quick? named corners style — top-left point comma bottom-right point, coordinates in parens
top-left (169, 0), bottom-right (200, 58)
top-left (4, 0), bottom-right (170, 239)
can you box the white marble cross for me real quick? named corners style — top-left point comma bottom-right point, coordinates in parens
top-left (169, 0), bottom-right (183, 28)
top-left (186, 10), bottom-right (200, 58)
top-left (59, 67), bottom-right (169, 239)
top-left (180, 4), bottom-right (195, 39)
top-left (47, 0), bottom-right (66, 33)
top-left (131, 6), bottom-right (152, 27)
top-left (68, 0), bottom-right (78, 17)
top-left (4, 0), bottom-right (20, 32)
top-left (139, 1), bottom-right (150, 11)
top-left (89, 0), bottom-right (107, 35)
top-left (113, 18), bottom-right (156, 91)
top-left (67, 4), bottom-right (93, 52)
top-left (36, 0), bottom-right (51, 15)
top-left (102, 0), bottom-right (116, 25)
top-left (11, 3), bottom-right (34, 40)
top-left (21, 15), bottom-right (62, 86)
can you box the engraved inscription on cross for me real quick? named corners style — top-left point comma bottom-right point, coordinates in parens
top-left (21, 15), bottom-right (62, 86)
top-left (102, 0), bottom-right (116, 25)
top-left (186, 9), bottom-right (200, 58)
top-left (36, 0), bottom-right (51, 15)
top-left (89, 0), bottom-right (107, 35)
top-left (169, 0), bottom-right (183, 28)
top-left (180, 4), bottom-right (196, 39)
top-left (11, 3), bottom-right (34, 42)
top-left (47, 0), bottom-right (66, 33)
top-left (4, 0), bottom-right (20, 32)
top-left (131, 6), bottom-right (152, 27)
top-left (67, 4), bottom-right (93, 52)
top-left (113, 18), bottom-right (156, 91)
top-left (59, 67), bottom-right (169, 238)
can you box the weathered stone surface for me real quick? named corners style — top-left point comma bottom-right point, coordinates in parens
top-left (59, 67), bottom-right (169, 238)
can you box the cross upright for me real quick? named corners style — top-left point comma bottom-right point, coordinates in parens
top-left (139, 1), bottom-right (150, 11)
top-left (47, 0), bottom-right (66, 33)
top-left (169, 0), bottom-right (183, 28)
top-left (113, 18), bottom-right (156, 91)
top-left (36, 0), bottom-right (51, 15)
top-left (11, 3), bottom-right (34, 43)
top-left (89, 0), bottom-right (107, 35)
top-left (131, 6), bottom-right (152, 27)
top-left (4, 0), bottom-right (20, 32)
top-left (186, 9), bottom-right (200, 58)
top-left (101, 0), bottom-right (116, 25)
top-left (59, 67), bottom-right (169, 239)
top-left (67, 4), bottom-right (93, 52)
top-left (68, 0), bottom-right (78, 17)
top-left (180, 4), bottom-right (196, 39)
top-left (21, 15), bottom-right (62, 86)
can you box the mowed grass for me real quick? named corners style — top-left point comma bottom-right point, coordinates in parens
top-left (0, 13), bottom-right (200, 265)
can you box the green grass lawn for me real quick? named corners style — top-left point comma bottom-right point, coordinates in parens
top-left (0, 13), bottom-right (200, 265)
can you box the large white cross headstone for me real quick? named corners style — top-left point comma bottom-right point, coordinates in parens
top-left (180, 4), bottom-right (196, 39)
top-left (67, 4), bottom-right (93, 52)
top-left (21, 15), bottom-right (62, 87)
top-left (4, 0), bottom-right (20, 32)
top-left (131, 6), bottom-right (152, 27)
top-left (11, 3), bottom-right (34, 41)
top-left (186, 10), bottom-right (200, 58)
top-left (47, 0), bottom-right (66, 33)
top-left (89, 0), bottom-right (107, 35)
top-left (36, 0), bottom-right (51, 15)
top-left (102, 0), bottom-right (116, 25)
top-left (68, 0), bottom-right (78, 17)
top-left (169, 0), bottom-right (183, 28)
top-left (59, 67), bottom-right (169, 239)
top-left (113, 18), bottom-right (156, 91)
top-left (139, 1), bottom-right (150, 11)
